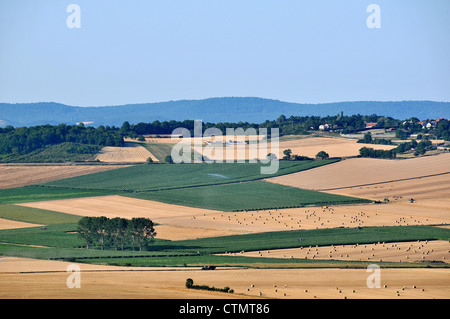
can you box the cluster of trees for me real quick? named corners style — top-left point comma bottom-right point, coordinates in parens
top-left (117, 114), bottom-right (404, 138)
top-left (77, 216), bottom-right (156, 251)
top-left (359, 147), bottom-right (397, 159)
top-left (282, 149), bottom-right (311, 161)
top-left (0, 123), bottom-right (123, 156)
top-left (282, 149), bottom-right (329, 161)
top-left (357, 132), bottom-right (392, 145)
top-left (185, 278), bottom-right (234, 293)
top-left (359, 139), bottom-right (435, 159)
top-left (396, 118), bottom-right (450, 141)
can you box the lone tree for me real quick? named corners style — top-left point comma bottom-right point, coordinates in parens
top-left (315, 151), bottom-right (329, 160)
top-left (164, 155), bottom-right (174, 164)
top-left (282, 149), bottom-right (292, 160)
top-left (185, 278), bottom-right (194, 289)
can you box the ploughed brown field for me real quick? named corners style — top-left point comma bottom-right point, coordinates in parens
top-left (0, 164), bottom-right (125, 189)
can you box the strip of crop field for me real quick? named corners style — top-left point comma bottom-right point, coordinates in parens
top-left (0, 186), bottom-right (116, 204)
top-left (140, 143), bottom-right (174, 162)
top-left (39, 160), bottom-right (339, 192)
top-left (127, 181), bottom-right (370, 211)
top-left (1, 224), bottom-right (448, 265)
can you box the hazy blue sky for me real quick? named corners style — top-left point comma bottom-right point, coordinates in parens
top-left (0, 0), bottom-right (449, 106)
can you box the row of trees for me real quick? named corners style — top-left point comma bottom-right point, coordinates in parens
top-left (0, 123), bottom-right (124, 156)
top-left (77, 217), bottom-right (156, 251)
top-left (359, 139), bottom-right (435, 159)
top-left (282, 149), bottom-right (329, 161)
top-left (357, 132), bottom-right (393, 145)
top-left (118, 114), bottom-right (403, 138)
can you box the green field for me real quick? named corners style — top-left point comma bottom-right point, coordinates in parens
top-left (0, 186), bottom-right (115, 204)
top-left (0, 142), bottom-right (101, 163)
top-left (140, 142), bottom-right (174, 162)
top-left (40, 160), bottom-right (339, 191)
top-left (128, 181), bottom-right (370, 211)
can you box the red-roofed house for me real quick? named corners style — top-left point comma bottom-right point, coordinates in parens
top-left (365, 122), bottom-right (379, 129)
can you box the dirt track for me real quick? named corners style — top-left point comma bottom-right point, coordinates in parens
top-left (1, 257), bottom-right (448, 299)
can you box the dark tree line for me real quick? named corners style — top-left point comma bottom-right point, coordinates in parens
top-left (359, 139), bottom-right (434, 159)
top-left (0, 123), bottom-right (124, 156)
top-left (1, 115), bottom-right (447, 159)
top-left (119, 114), bottom-right (404, 138)
top-left (77, 217), bottom-right (156, 251)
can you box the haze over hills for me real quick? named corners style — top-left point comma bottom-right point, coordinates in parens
top-left (1, 98), bottom-right (449, 128)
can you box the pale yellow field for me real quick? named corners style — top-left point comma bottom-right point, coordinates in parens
top-left (18, 195), bottom-right (450, 240)
top-left (127, 136), bottom-right (395, 162)
top-left (266, 153), bottom-right (450, 191)
top-left (229, 240), bottom-right (450, 264)
top-left (95, 142), bottom-right (157, 163)
top-left (192, 136), bottom-right (397, 162)
top-left (0, 218), bottom-right (42, 230)
top-left (1, 257), bottom-right (448, 299)
top-left (0, 164), bottom-right (125, 189)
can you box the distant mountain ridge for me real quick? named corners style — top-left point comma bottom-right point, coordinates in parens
top-left (1, 98), bottom-right (449, 127)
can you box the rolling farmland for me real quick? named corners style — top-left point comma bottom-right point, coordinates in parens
top-left (1, 141), bottom-right (449, 299)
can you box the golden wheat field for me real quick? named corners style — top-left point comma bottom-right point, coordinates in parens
top-left (1, 257), bottom-right (449, 299)
top-left (266, 153), bottom-right (450, 191)
top-left (94, 142), bottom-right (157, 163)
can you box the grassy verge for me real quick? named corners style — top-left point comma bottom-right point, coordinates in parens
top-left (78, 254), bottom-right (449, 269)
top-left (0, 186), bottom-right (116, 204)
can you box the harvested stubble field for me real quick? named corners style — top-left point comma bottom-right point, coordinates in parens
top-left (0, 218), bottom-right (42, 230)
top-left (266, 153), bottom-right (450, 191)
top-left (230, 240), bottom-right (450, 264)
top-left (1, 257), bottom-right (449, 299)
top-left (194, 136), bottom-right (397, 162)
top-left (130, 136), bottom-right (395, 162)
top-left (0, 164), bottom-right (124, 189)
top-left (94, 142), bottom-right (157, 163)
top-left (2, 148), bottom-right (450, 299)
top-left (18, 195), bottom-right (450, 241)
